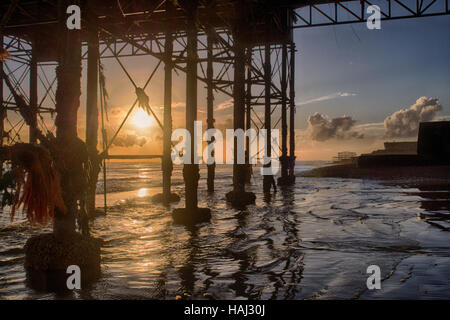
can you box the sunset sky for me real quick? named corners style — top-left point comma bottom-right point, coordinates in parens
top-left (291, 15), bottom-right (450, 160)
top-left (5, 15), bottom-right (449, 161)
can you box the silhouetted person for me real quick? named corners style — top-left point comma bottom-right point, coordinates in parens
top-left (264, 175), bottom-right (277, 193)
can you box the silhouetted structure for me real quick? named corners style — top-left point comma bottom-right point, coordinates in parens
top-left (370, 142), bottom-right (417, 155)
top-left (359, 121), bottom-right (450, 168)
top-left (332, 151), bottom-right (357, 164)
top-left (418, 121), bottom-right (450, 160)
top-left (1, 0), bottom-right (449, 222)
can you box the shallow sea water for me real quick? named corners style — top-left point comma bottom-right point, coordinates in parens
top-left (1, 162), bottom-right (449, 299)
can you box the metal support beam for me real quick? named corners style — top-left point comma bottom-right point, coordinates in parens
top-left (206, 30), bottom-right (215, 192)
top-left (86, 14), bottom-right (100, 215)
top-left (232, 34), bottom-right (246, 195)
top-left (293, 0), bottom-right (450, 29)
top-left (29, 44), bottom-right (37, 143)
top-left (184, 5), bottom-right (199, 211)
top-left (105, 155), bottom-right (162, 160)
top-left (162, 4), bottom-right (174, 204)
top-left (225, 3), bottom-right (256, 207)
top-left (86, 17), bottom-right (99, 156)
top-left (244, 47), bottom-right (252, 184)
top-left (289, 44), bottom-right (296, 182)
top-left (278, 43), bottom-right (289, 184)
top-left (0, 34), bottom-right (4, 172)
top-left (172, 1), bottom-right (211, 224)
top-left (263, 43), bottom-right (273, 193)
top-left (53, 0), bottom-right (83, 237)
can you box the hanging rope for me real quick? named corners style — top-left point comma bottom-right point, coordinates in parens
top-left (112, 53), bottom-right (164, 130)
top-left (135, 87), bottom-right (150, 113)
top-left (97, 55), bottom-right (168, 211)
top-left (103, 58), bottom-right (162, 153)
top-left (135, 87), bottom-right (163, 130)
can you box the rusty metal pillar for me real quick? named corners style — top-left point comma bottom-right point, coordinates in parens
top-left (162, 3), bottom-right (175, 204)
top-left (225, 15), bottom-right (255, 207)
top-left (172, 0), bottom-right (210, 225)
top-left (289, 43), bottom-right (296, 183)
top-left (244, 47), bottom-right (252, 184)
top-left (29, 43), bottom-right (38, 143)
top-left (206, 29), bottom-right (215, 192)
top-left (53, 0), bottom-right (83, 237)
top-left (232, 36), bottom-right (246, 195)
top-left (86, 17), bottom-right (99, 158)
top-left (184, 7), bottom-right (199, 212)
top-left (86, 14), bottom-right (100, 215)
top-left (278, 43), bottom-right (289, 185)
top-left (0, 34), bottom-right (4, 172)
top-left (263, 44), bottom-right (273, 193)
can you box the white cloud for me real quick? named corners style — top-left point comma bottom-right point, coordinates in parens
top-left (216, 99), bottom-right (234, 111)
top-left (296, 92), bottom-right (357, 106)
top-left (384, 96), bottom-right (442, 138)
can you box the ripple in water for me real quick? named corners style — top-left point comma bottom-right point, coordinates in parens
top-left (1, 162), bottom-right (449, 299)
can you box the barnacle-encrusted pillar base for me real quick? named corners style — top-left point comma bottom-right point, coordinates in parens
top-left (151, 192), bottom-right (180, 204)
top-left (24, 233), bottom-right (101, 292)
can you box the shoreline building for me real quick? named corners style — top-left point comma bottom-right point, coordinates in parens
top-left (332, 151), bottom-right (357, 164)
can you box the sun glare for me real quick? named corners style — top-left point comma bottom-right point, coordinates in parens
top-left (132, 109), bottom-right (154, 129)
top-left (137, 188), bottom-right (148, 197)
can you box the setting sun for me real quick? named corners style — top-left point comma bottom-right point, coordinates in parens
top-left (132, 109), bottom-right (154, 129)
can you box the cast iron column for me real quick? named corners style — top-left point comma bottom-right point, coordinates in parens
top-left (245, 47), bottom-right (252, 184)
top-left (86, 14), bottom-right (99, 214)
top-left (184, 4), bottom-right (199, 211)
top-left (225, 7), bottom-right (256, 207)
top-left (263, 44), bottom-right (273, 193)
top-left (289, 43), bottom-right (296, 182)
top-left (232, 34), bottom-right (246, 195)
top-left (206, 30), bottom-right (215, 192)
top-left (0, 34), bottom-right (4, 172)
top-left (162, 8), bottom-right (174, 204)
top-left (29, 44), bottom-right (38, 143)
top-left (278, 43), bottom-right (288, 184)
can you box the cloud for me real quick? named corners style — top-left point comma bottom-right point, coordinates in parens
top-left (216, 99), bottom-right (234, 111)
top-left (384, 96), bottom-right (442, 138)
top-left (297, 92), bottom-right (357, 106)
top-left (307, 112), bottom-right (364, 141)
top-left (356, 122), bottom-right (385, 130)
top-left (112, 133), bottom-right (147, 147)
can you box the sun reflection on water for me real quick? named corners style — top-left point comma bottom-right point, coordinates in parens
top-left (137, 188), bottom-right (148, 197)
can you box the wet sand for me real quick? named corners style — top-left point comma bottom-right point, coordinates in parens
top-left (1, 162), bottom-right (449, 299)
top-left (301, 163), bottom-right (450, 182)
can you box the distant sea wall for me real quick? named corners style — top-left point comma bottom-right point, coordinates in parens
top-left (418, 121), bottom-right (450, 160)
top-left (301, 121), bottom-right (450, 181)
top-left (301, 163), bottom-right (450, 181)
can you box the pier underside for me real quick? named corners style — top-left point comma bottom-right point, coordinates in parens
top-left (1, 0), bottom-right (449, 218)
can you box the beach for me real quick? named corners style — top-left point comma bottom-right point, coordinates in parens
top-left (1, 161), bottom-right (449, 299)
